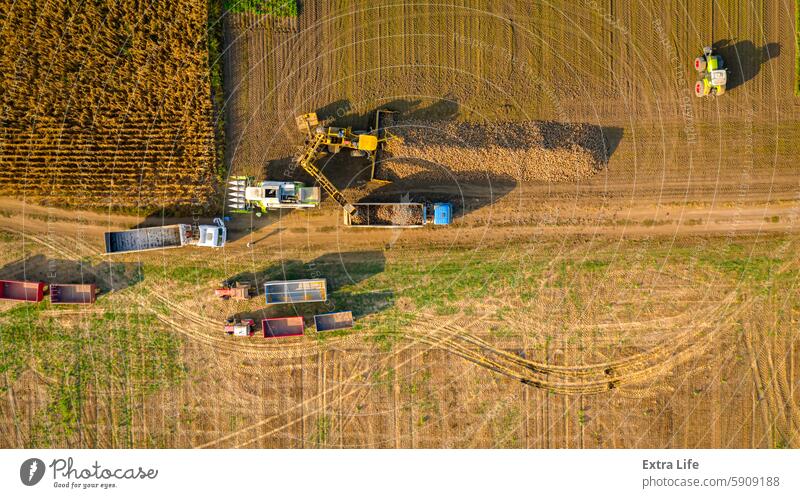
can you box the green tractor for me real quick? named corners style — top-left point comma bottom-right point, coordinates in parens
top-left (694, 46), bottom-right (728, 97)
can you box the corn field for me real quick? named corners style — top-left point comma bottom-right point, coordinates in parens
top-left (0, 0), bottom-right (217, 209)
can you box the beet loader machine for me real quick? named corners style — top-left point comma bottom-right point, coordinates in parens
top-left (294, 110), bottom-right (397, 215)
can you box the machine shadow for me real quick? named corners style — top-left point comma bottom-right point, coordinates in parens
top-left (0, 254), bottom-right (143, 296)
top-left (314, 97), bottom-right (460, 129)
top-left (225, 250), bottom-right (392, 330)
top-left (712, 40), bottom-right (780, 92)
top-left (600, 126), bottom-right (624, 160)
top-left (361, 159), bottom-right (517, 222)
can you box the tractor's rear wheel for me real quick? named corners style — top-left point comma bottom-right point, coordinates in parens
top-left (694, 57), bottom-right (706, 72)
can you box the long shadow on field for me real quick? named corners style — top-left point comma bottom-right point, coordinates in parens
top-left (711, 40), bottom-right (780, 92)
top-left (225, 250), bottom-right (386, 293)
top-left (0, 254), bottom-right (143, 295)
top-left (224, 250), bottom-right (392, 331)
top-left (314, 97), bottom-right (460, 129)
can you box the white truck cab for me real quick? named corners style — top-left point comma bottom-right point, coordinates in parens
top-left (195, 218), bottom-right (227, 248)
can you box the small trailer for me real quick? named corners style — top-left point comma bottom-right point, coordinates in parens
top-left (344, 202), bottom-right (452, 227)
top-left (224, 318), bottom-right (255, 337)
top-left (263, 316), bottom-right (304, 338)
top-left (50, 283), bottom-right (96, 305)
top-left (264, 279), bottom-right (327, 305)
top-left (314, 311), bottom-right (354, 332)
top-left (0, 280), bottom-right (46, 302)
top-left (104, 219), bottom-right (226, 254)
top-left (215, 282), bottom-right (253, 300)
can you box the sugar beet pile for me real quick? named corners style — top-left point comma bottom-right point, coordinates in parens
top-left (382, 121), bottom-right (608, 183)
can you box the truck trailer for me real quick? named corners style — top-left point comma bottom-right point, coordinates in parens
top-left (343, 202), bottom-right (452, 227)
top-left (0, 280), bottom-right (46, 302)
top-left (263, 316), bottom-right (305, 338)
top-left (314, 311), bottom-right (354, 332)
top-left (104, 219), bottom-right (226, 254)
top-left (264, 279), bottom-right (327, 305)
top-left (50, 283), bottom-right (96, 305)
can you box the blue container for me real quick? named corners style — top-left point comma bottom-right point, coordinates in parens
top-left (433, 203), bottom-right (452, 225)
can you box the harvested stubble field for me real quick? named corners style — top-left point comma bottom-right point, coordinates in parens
top-left (383, 120), bottom-right (607, 183)
top-left (0, 0), bottom-right (217, 208)
top-left (0, 0), bottom-right (799, 451)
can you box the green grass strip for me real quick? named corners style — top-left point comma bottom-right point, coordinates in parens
top-left (224, 0), bottom-right (298, 17)
top-left (796, 0), bottom-right (800, 95)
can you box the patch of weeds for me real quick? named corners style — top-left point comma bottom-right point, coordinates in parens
top-left (224, 0), bottom-right (298, 16)
top-left (642, 218), bottom-right (672, 227)
top-left (796, 0), bottom-right (800, 95)
top-left (311, 415), bottom-right (331, 446)
top-left (147, 264), bottom-right (227, 284)
top-left (4, 307), bottom-right (185, 446)
top-left (580, 259), bottom-right (609, 271)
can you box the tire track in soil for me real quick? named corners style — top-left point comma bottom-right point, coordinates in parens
top-left (403, 297), bottom-right (740, 394)
top-left (195, 311), bottom-right (480, 448)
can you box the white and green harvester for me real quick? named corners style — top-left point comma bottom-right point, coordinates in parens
top-left (228, 176), bottom-right (321, 215)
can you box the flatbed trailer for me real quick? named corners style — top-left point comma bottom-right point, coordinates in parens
top-left (314, 311), bottom-right (354, 332)
top-left (0, 280), bottom-right (45, 302)
top-left (264, 279), bottom-right (327, 305)
top-left (263, 316), bottom-right (305, 338)
top-left (50, 284), bottom-right (96, 305)
top-left (343, 202), bottom-right (452, 227)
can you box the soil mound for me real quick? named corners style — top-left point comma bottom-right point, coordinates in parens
top-left (383, 120), bottom-right (608, 183)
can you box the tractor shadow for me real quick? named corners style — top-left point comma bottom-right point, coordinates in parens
top-left (225, 251), bottom-right (393, 331)
top-left (0, 254), bottom-right (143, 296)
top-left (711, 40), bottom-right (780, 92)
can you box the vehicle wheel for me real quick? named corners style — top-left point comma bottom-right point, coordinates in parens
top-left (694, 81), bottom-right (705, 97)
top-left (694, 57), bottom-right (706, 72)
